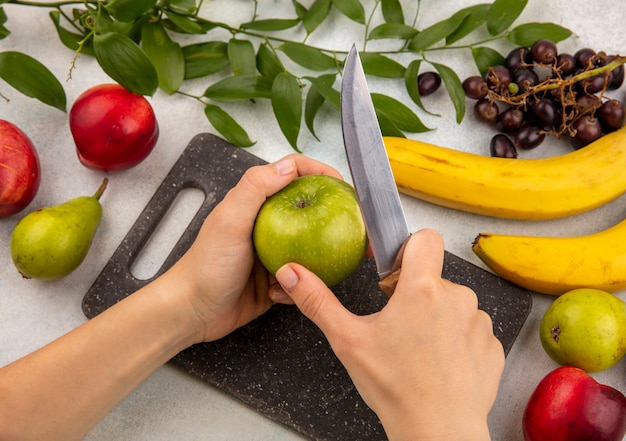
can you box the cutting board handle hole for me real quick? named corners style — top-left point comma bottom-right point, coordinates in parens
top-left (130, 187), bottom-right (206, 280)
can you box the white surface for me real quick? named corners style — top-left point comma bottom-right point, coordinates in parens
top-left (1, 1), bottom-right (625, 440)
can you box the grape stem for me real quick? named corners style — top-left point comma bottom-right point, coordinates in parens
top-left (487, 55), bottom-right (626, 138)
top-left (496, 55), bottom-right (626, 106)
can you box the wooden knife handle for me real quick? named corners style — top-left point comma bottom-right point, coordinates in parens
top-left (379, 268), bottom-right (401, 298)
top-left (378, 235), bottom-right (410, 297)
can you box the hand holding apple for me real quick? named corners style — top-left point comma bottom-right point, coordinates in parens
top-left (523, 366), bottom-right (626, 441)
top-left (272, 229), bottom-right (504, 440)
top-left (69, 83), bottom-right (159, 172)
top-left (173, 155), bottom-right (349, 343)
top-left (0, 119), bottom-right (41, 217)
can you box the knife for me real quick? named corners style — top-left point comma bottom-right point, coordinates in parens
top-left (341, 44), bottom-right (411, 297)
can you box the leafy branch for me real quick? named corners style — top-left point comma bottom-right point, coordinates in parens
top-left (0, 0), bottom-right (573, 151)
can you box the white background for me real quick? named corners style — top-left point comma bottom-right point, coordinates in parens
top-left (1, 1), bottom-right (624, 440)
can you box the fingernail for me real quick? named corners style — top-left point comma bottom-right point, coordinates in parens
top-left (270, 285), bottom-right (289, 302)
top-left (276, 265), bottom-right (299, 292)
top-left (273, 157), bottom-right (295, 176)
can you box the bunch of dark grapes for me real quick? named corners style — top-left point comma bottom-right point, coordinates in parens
top-left (463, 39), bottom-right (626, 158)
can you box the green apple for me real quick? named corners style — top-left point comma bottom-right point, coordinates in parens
top-left (253, 174), bottom-right (367, 287)
top-left (540, 288), bottom-right (626, 373)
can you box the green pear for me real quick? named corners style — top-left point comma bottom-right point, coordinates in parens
top-left (540, 288), bottom-right (626, 373)
top-left (10, 179), bottom-right (108, 280)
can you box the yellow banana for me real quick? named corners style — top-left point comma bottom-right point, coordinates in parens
top-left (383, 125), bottom-right (626, 220)
top-left (472, 220), bottom-right (626, 295)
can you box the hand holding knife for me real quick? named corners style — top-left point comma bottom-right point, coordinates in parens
top-left (341, 44), bottom-right (411, 297)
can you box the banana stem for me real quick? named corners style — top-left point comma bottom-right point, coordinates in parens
top-left (93, 178), bottom-right (108, 200)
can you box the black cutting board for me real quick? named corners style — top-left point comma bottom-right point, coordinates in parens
top-left (83, 133), bottom-right (532, 441)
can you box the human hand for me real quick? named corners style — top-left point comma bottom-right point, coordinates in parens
top-left (273, 229), bottom-right (505, 440)
top-left (174, 154), bottom-right (343, 344)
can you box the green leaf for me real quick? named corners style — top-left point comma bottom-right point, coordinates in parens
top-left (272, 72), bottom-right (302, 151)
top-left (404, 59), bottom-right (437, 115)
top-left (165, 10), bottom-right (206, 34)
top-left (303, 0), bottom-right (331, 34)
top-left (507, 22), bottom-right (573, 47)
top-left (304, 74), bottom-right (335, 140)
top-left (369, 23), bottom-right (418, 40)
top-left (0, 51), bottom-right (66, 111)
top-left (165, 0), bottom-right (197, 15)
top-left (182, 41), bottom-right (229, 79)
top-left (49, 10), bottom-right (93, 56)
top-left (432, 62), bottom-right (465, 124)
top-left (381, 0), bottom-right (404, 24)
top-left (486, 0), bottom-right (527, 36)
top-left (446, 4), bottom-right (490, 44)
top-left (377, 111), bottom-right (405, 138)
top-left (228, 38), bottom-right (256, 76)
top-left (278, 42), bottom-right (336, 71)
top-left (360, 52), bottom-right (406, 78)
top-left (0, 7), bottom-right (10, 40)
top-left (372, 93), bottom-right (430, 133)
top-left (240, 18), bottom-right (300, 31)
top-left (409, 9), bottom-right (469, 51)
top-left (404, 59), bottom-right (423, 107)
top-left (104, 0), bottom-right (157, 22)
top-left (304, 85), bottom-right (324, 141)
top-left (93, 32), bottom-right (159, 96)
top-left (204, 104), bottom-right (255, 147)
top-left (331, 0), bottom-right (365, 24)
top-left (141, 21), bottom-right (184, 94)
top-left (471, 46), bottom-right (505, 76)
top-left (256, 43), bottom-right (285, 80)
top-left (203, 74), bottom-right (273, 101)
top-left (292, 1), bottom-right (308, 19)
top-left (94, 7), bottom-right (132, 36)
top-left (304, 74), bottom-right (340, 110)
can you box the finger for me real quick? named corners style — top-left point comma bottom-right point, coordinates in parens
top-left (269, 282), bottom-right (296, 305)
top-left (290, 154), bottom-right (343, 180)
top-left (401, 228), bottom-right (446, 280)
top-left (391, 229), bottom-right (446, 297)
top-left (275, 263), bottom-right (355, 336)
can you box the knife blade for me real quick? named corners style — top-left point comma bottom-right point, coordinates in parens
top-left (341, 44), bottom-right (410, 297)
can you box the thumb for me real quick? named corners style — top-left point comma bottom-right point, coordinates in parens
top-left (275, 263), bottom-right (354, 335)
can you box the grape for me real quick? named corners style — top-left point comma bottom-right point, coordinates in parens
top-left (574, 47), bottom-right (596, 69)
top-left (474, 98), bottom-right (499, 123)
top-left (571, 116), bottom-right (602, 149)
top-left (609, 64), bottom-right (624, 89)
top-left (515, 124), bottom-right (545, 150)
top-left (417, 72), bottom-right (442, 96)
top-left (577, 73), bottom-right (607, 94)
top-left (600, 55), bottom-right (625, 89)
top-left (575, 94), bottom-right (602, 114)
top-left (496, 107), bottom-right (524, 133)
top-left (490, 134), bottom-right (518, 158)
top-left (484, 65), bottom-right (512, 92)
top-left (531, 39), bottom-right (557, 65)
top-left (463, 38), bottom-right (625, 157)
top-left (507, 82), bottom-right (520, 95)
top-left (555, 53), bottom-right (576, 77)
top-left (598, 99), bottom-right (626, 132)
top-left (462, 76), bottom-right (488, 99)
top-left (532, 98), bottom-right (558, 127)
top-left (513, 67), bottom-right (539, 92)
top-left (505, 47), bottom-right (532, 72)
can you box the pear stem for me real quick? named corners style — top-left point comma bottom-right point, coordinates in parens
top-left (93, 178), bottom-right (109, 200)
